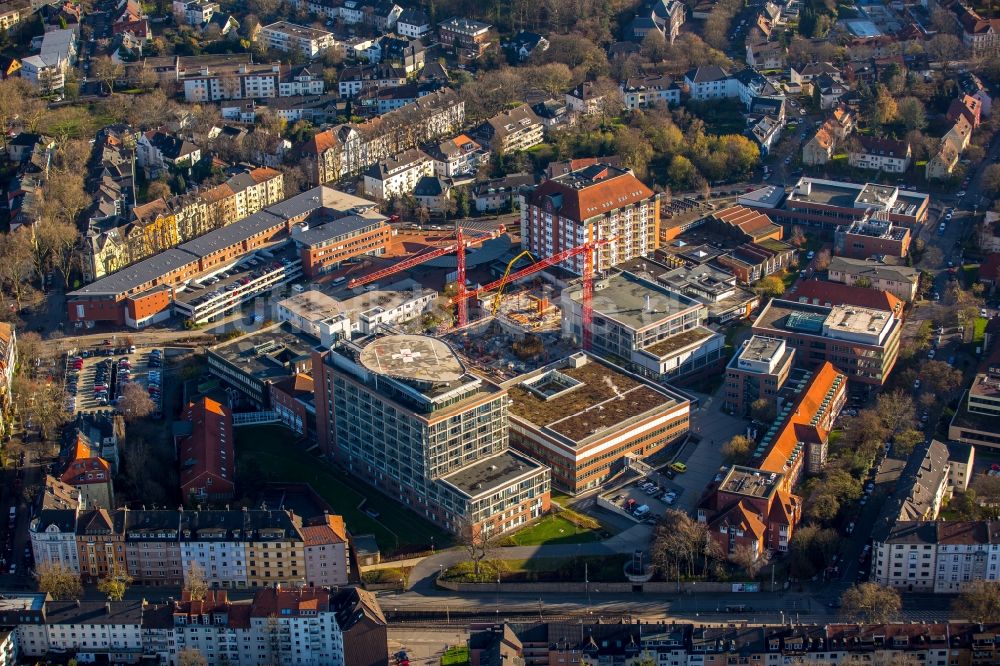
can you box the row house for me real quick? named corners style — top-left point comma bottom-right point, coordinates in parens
top-left (177, 59), bottom-right (325, 103)
top-left (873, 520), bottom-right (1000, 593)
top-left (32, 505), bottom-right (332, 588)
top-left (7, 587), bottom-right (386, 666)
top-left (299, 88), bottom-right (465, 184)
top-left (83, 167), bottom-right (284, 282)
top-left (955, 2), bottom-right (1000, 56)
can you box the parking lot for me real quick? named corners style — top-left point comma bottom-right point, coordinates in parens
top-left (64, 346), bottom-right (163, 416)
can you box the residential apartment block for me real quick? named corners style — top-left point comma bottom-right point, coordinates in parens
top-left (620, 74), bottom-right (681, 109)
top-left (83, 167), bottom-right (284, 282)
top-left (873, 520), bottom-right (1000, 593)
top-left (178, 397), bottom-right (235, 503)
top-left (504, 353), bottom-right (691, 493)
top-left (473, 104), bottom-right (545, 155)
top-left (362, 148), bottom-right (434, 200)
top-left (467, 620), bottom-right (1000, 666)
top-left (438, 17), bottom-right (495, 60)
top-left (2, 586), bottom-right (386, 666)
top-left (523, 163), bottom-right (660, 275)
top-left (313, 333), bottom-right (551, 535)
top-left (300, 88), bottom-right (465, 183)
top-left (848, 136), bottom-right (912, 173)
top-left (259, 21), bottom-right (338, 59)
top-left (751, 299), bottom-right (902, 386)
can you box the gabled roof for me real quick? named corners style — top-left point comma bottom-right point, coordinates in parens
top-left (178, 397), bottom-right (234, 498)
top-left (301, 513), bottom-right (348, 546)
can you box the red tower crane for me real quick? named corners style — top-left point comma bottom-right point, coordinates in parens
top-left (452, 237), bottom-right (614, 350)
top-left (346, 226), bottom-right (504, 293)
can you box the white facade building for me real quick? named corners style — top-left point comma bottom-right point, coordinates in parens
top-left (362, 148), bottom-right (434, 200)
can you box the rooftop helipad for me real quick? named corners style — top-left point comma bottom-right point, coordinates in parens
top-left (358, 334), bottom-right (465, 383)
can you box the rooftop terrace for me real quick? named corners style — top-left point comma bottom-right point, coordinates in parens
top-left (719, 465), bottom-right (782, 498)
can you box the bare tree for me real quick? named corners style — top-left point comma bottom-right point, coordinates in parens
top-left (183, 562), bottom-right (209, 601)
top-left (729, 543), bottom-right (768, 579)
top-left (178, 649), bottom-right (208, 666)
top-left (840, 582), bottom-right (901, 623)
top-left (954, 580), bottom-right (1000, 623)
top-left (458, 517), bottom-right (498, 577)
top-left (93, 57), bottom-right (125, 96)
top-left (35, 562), bottom-right (84, 599)
top-left (117, 383), bottom-right (155, 421)
top-left (97, 562), bottom-right (133, 601)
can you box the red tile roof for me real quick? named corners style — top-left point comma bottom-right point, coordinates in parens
top-left (179, 397), bottom-right (235, 500)
top-left (529, 167), bottom-right (654, 222)
top-left (250, 586), bottom-right (331, 617)
top-left (790, 279), bottom-right (903, 316)
top-left (301, 514), bottom-right (348, 546)
top-left (758, 362), bottom-right (845, 474)
top-left (61, 456), bottom-right (111, 486)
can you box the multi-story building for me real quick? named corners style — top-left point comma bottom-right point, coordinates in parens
top-left (683, 65), bottom-right (735, 101)
top-left (362, 148), bottom-right (434, 201)
top-left (29, 476), bottom-right (83, 574)
top-left (174, 57), bottom-right (325, 102)
top-left (178, 397), bottom-right (235, 503)
top-left (6, 586), bottom-right (386, 666)
top-left (523, 164), bottom-right (660, 275)
top-left (833, 211), bottom-right (911, 259)
top-left (178, 509), bottom-right (303, 589)
top-left (473, 104), bottom-right (545, 155)
top-left (438, 17), bottom-right (495, 60)
top-left (75, 508), bottom-right (127, 584)
top-left (697, 465), bottom-right (801, 557)
top-left (83, 167), bottom-right (284, 282)
top-left (60, 439), bottom-right (114, 510)
top-left (723, 336), bottom-right (795, 416)
top-left (789, 279), bottom-right (904, 317)
top-left (20, 29), bottom-right (76, 93)
top-left (748, 361), bottom-right (847, 484)
top-left (752, 299), bottom-right (901, 387)
top-left (396, 7), bottom-right (430, 37)
top-left (504, 353), bottom-right (690, 493)
top-left (561, 271), bottom-right (725, 382)
top-left (827, 256), bottom-right (920, 302)
top-left (848, 136), bottom-right (912, 173)
top-left (620, 75), bottom-right (681, 110)
top-left (292, 213), bottom-right (391, 278)
top-left (872, 520), bottom-right (1000, 593)
top-left (123, 510), bottom-right (184, 587)
top-left (336, 62), bottom-right (405, 98)
top-left (313, 333), bottom-right (551, 535)
top-left (259, 21), bottom-right (338, 59)
top-left (425, 134), bottom-right (489, 178)
top-left (301, 514), bottom-right (350, 587)
top-left (300, 89), bottom-right (465, 183)
top-left (759, 177), bottom-right (930, 234)
top-left (949, 358), bottom-right (1000, 449)
top-left (208, 322), bottom-right (317, 408)
top-left (955, 3), bottom-right (1000, 56)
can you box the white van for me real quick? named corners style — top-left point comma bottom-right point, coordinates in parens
top-left (634, 505), bottom-right (650, 518)
top-left (332, 277), bottom-right (347, 287)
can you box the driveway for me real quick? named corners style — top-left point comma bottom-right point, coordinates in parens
top-left (669, 389), bottom-right (748, 512)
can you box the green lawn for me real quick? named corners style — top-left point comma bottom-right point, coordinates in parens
top-left (444, 554), bottom-right (630, 582)
top-left (974, 317), bottom-right (987, 344)
top-left (441, 646), bottom-right (470, 666)
top-left (506, 513), bottom-right (604, 546)
top-left (236, 425), bottom-right (451, 554)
